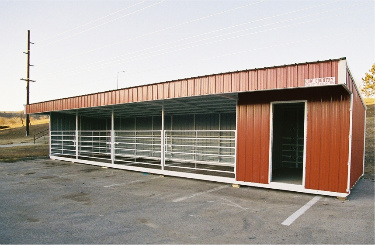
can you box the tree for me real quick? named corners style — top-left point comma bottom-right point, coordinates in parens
top-left (362, 64), bottom-right (375, 97)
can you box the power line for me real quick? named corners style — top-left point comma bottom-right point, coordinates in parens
top-left (39, 0), bottom-right (147, 43)
top-left (41, 0), bottom-right (166, 46)
top-left (39, 0), bottom-right (266, 65)
top-left (44, 0), bottom-right (358, 76)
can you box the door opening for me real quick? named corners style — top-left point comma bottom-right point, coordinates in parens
top-left (271, 102), bottom-right (305, 185)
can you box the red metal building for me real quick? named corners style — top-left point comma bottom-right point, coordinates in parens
top-left (27, 57), bottom-right (366, 197)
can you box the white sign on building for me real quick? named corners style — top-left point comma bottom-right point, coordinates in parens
top-left (305, 77), bottom-right (336, 87)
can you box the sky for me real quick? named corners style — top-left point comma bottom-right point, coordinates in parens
top-left (0, 0), bottom-right (374, 111)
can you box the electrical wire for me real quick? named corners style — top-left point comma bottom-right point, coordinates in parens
top-left (41, 0), bottom-right (166, 46)
top-left (39, 0), bottom-right (266, 65)
top-left (44, 1), bottom-right (358, 76)
top-left (39, 0), bottom-right (147, 43)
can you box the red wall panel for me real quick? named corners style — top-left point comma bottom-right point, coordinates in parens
top-left (238, 87), bottom-right (351, 193)
top-left (347, 71), bottom-right (366, 188)
top-left (237, 101), bottom-right (269, 184)
top-left (201, 77), bottom-right (209, 95)
top-left (215, 74), bottom-right (224, 94)
top-left (187, 78), bottom-right (195, 96)
top-left (223, 73), bottom-right (232, 93)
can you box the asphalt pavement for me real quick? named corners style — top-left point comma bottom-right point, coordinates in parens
top-left (0, 159), bottom-right (374, 244)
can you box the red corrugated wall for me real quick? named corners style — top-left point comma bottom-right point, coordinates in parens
top-left (346, 69), bottom-right (366, 188)
top-left (305, 93), bottom-right (350, 193)
top-left (237, 101), bottom-right (270, 183)
top-left (237, 87), bottom-right (351, 193)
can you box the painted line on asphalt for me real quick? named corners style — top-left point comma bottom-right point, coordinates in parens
top-left (173, 185), bottom-right (227, 202)
top-left (103, 176), bottom-right (161, 188)
top-left (281, 196), bottom-right (322, 226)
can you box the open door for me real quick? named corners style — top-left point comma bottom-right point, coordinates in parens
top-left (271, 102), bottom-right (305, 185)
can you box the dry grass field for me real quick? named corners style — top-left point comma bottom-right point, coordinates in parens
top-left (364, 99), bottom-right (375, 181)
top-left (0, 113), bottom-right (49, 162)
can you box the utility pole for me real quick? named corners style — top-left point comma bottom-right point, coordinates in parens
top-left (21, 30), bottom-right (35, 136)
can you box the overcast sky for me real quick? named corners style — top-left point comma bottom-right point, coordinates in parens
top-left (1, 0), bottom-right (374, 111)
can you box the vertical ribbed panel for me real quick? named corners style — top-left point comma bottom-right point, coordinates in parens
top-left (27, 59), bottom-right (344, 115)
top-left (237, 87), bottom-right (351, 193)
top-left (304, 94), bottom-right (350, 193)
top-left (237, 102), bottom-right (270, 184)
top-left (346, 70), bottom-right (366, 188)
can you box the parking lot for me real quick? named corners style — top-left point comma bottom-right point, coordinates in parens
top-left (0, 159), bottom-right (374, 244)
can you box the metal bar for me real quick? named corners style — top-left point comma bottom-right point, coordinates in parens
top-left (75, 111), bottom-right (79, 160)
top-left (161, 104), bottom-right (165, 170)
top-left (111, 110), bottom-right (115, 164)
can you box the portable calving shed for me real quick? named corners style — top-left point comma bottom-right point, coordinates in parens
top-left (27, 57), bottom-right (366, 197)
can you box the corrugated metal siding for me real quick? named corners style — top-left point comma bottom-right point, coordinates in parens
top-left (346, 69), bottom-right (366, 188)
top-left (304, 94), bottom-right (350, 193)
top-left (27, 59), bottom-right (342, 114)
top-left (237, 99), bottom-right (270, 184)
top-left (237, 87), bottom-right (351, 192)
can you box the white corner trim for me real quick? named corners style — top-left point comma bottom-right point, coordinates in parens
top-left (337, 59), bottom-right (347, 85)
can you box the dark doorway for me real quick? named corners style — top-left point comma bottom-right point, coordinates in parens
top-left (271, 102), bottom-right (305, 185)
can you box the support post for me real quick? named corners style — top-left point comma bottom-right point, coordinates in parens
top-left (111, 109), bottom-right (115, 164)
top-left (161, 104), bottom-right (165, 170)
top-left (75, 111), bottom-right (79, 160)
top-left (49, 113), bottom-right (52, 157)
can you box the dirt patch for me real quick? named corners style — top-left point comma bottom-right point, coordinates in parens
top-left (0, 144), bottom-right (49, 162)
top-left (60, 192), bottom-right (91, 205)
top-left (80, 168), bottom-right (102, 173)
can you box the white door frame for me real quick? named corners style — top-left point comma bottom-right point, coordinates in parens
top-left (269, 100), bottom-right (307, 186)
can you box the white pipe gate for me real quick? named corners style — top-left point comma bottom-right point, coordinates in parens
top-left (50, 129), bottom-right (236, 178)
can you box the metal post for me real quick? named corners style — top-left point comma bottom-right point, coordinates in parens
top-left (161, 105), bottom-right (165, 170)
top-left (49, 113), bottom-right (52, 157)
top-left (111, 109), bottom-right (115, 164)
top-left (75, 111), bottom-right (79, 160)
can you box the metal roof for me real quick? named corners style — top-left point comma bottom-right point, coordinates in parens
top-left (27, 57), bottom-right (365, 115)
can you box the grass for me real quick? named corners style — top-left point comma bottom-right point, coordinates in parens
top-left (0, 122), bottom-right (49, 145)
top-left (364, 101), bottom-right (374, 180)
top-left (0, 120), bottom-right (49, 162)
top-left (0, 145), bottom-right (49, 163)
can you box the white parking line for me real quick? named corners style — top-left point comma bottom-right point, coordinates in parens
top-left (281, 196), bottom-right (322, 226)
top-left (173, 185), bottom-right (227, 202)
top-left (103, 176), bottom-right (160, 188)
